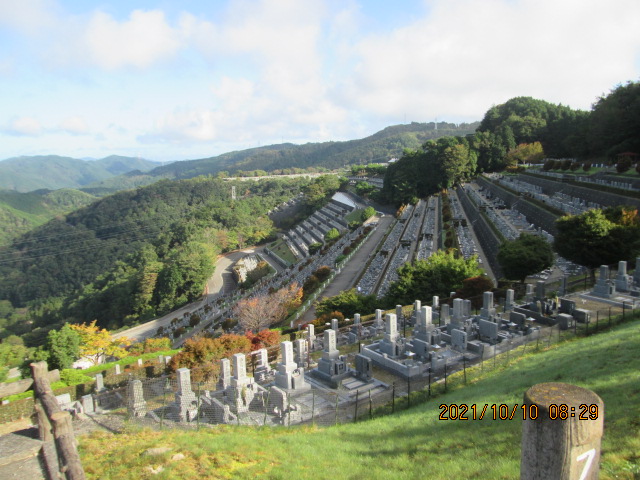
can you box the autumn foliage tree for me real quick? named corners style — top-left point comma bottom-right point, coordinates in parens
top-left (69, 320), bottom-right (132, 365)
top-left (244, 329), bottom-right (282, 351)
top-left (233, 283), bottom-right (302, 332)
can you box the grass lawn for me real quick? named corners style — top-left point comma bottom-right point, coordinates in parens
top-left (79, 318), bottom-right (640, 480)
top-left (268, 239), bottom-right (297, 266)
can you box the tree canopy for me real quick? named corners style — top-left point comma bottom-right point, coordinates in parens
top-left (383, 250), bottom-right (484, 305)
top-left (497, 234), bottom-right (554, 282)
top-left (554, 207), bottom-right (640, 271)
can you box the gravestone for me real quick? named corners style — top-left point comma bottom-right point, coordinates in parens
top-left (81, 394), bottom-right (94, 414)
top-left (230, 353), bottom-right (258, 412)
top-left (535, 281), bottom-right (545, 301)
top-left (379, 314), bottom-right (400, 357)
top-left (591, 265), bottom-right (615, 298)
top-left (306, 324), bottom-right (316, 348)
top-left (478, 319), bottom-right (498, 341)
top-left (559, 276), bottom-right (568, 297)
top-left (353, 313), bottom-right (361, 325)
top-left (559, 298), bottom-right (576, 315)
top-left (509, 311), bottom-right (527, 327)
top-left (615, 260), bottom-right (633, 292)
top-left (275, 341), bottom-right (308, 391)
top-left (293, 339), bottom-right (307, 368)
top-left (505, 289), bottom-right (515, 311)
top-left (451, 329), bottom-right (467, 351)
top-left (557, 313), bottom-right (573, 330)
top-left (55, 393), bottom-right (73, 410)
top-left (127, 379), bottom-right (147, 417)
top-left (375, 309), bottom-right (384, 330)
top-left (314, 329), bottom-right (351, 387)
top-left (463, 299), bottom-right (472, 318)
top-left (480, 291), bottom-right (496, 319)
top-left (432, 296), bottom-right (439, 309)
top-left (452, 298), bottom-right (464, 323)
top-left (440, 304), bottom-right (450, 325)
top-left (354, 354), bottom-right (372, 382)
top-left (172, 368), bottom-right (197, 422)
top-left (95, 373), bottom-right (105, 392)
top-left (525, 284), bottom-right (534, 303)
top-left (573, 309), bottom-right (591, 324)
top-left (331, 318), bottom-right (339, 331)
top-left (218, 358), bottom-right (231, 390)
top-left (634, 257), bottom-right (640, 286)
top-left (253, 348), bottom-right (272, 382)
top-left (114, 364), bottom-right (121, 375)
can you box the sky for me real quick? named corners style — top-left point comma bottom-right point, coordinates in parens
top-left (0, 0), bottom-right (639, 163)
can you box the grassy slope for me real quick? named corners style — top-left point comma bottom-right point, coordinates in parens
top-left (79, 319), bottom-right (640, 480)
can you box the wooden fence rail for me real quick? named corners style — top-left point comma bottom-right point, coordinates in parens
top-left (30, 361), bottom-right (86, 480)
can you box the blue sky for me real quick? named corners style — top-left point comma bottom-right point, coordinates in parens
top-left (1, 0), bottom-right (639, 162)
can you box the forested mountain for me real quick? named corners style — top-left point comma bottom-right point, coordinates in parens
top-left (0, 155), bottom-right (161, 192)
top-left (0, 188), bottom-right (98, 244)
top-left (476, 81), bottom-right (640, 160)
top-left (104, 122), bottom-right (479, 183)
top-left (383, 81), bottom-right (640, 205)
top-left (0, 175), bottom-right (339, 345)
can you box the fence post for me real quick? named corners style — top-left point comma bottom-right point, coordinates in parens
top-left (335, 394), bottom-right (339, 426)
top-left (407, 377), bottom-right (411, 408)
top-left (311, 389), bottom-right (315, 424)
top-left (463, 356), bottom-right (467, 384)
top-left (368, 390), bottom-right (373, 419)
top-left (444, 361), bottom-right (447, 393)
top-left (196, 382), bottom-right (201, 431)
top-left (392, 383), bottom-right (395, 413)
top-left (30, 361), bottom-right (86, 480)
top-left (521, 382), bottom-right (604, 480)
top-left (354, 390), bottom-right (359, 422)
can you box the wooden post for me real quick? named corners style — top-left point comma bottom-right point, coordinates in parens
top-left (34, 400), bottom-right (53, 442)
top-left (51, 411), bottom-right (86, 480)
top-left (31, 361), bottom-right (87, 480)
top-left (521, 382), bottom-right (604, 480)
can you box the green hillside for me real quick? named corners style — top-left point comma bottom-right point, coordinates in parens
top-left (0, 188), bottom-right (98, 244)
top-left (79, 318), bottom-right (640, 479)
top-left (105, 122), bottom-right (479, 184)
top-left (0, 155), bottom-right (160, 192)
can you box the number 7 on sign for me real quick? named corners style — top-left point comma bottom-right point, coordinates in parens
top-left (577, 449), bottom-right (596, 480)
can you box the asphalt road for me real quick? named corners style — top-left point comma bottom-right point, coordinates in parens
top-left (298, 214), bottom-right (395, 324)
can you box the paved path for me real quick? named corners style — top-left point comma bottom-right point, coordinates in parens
top-left (115, 246), bottom-right (279, 342)
top-left (298, 214), bottom-right (395, 324)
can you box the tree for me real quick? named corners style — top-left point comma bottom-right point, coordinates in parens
top-left (361, 206), bottom-right (376, 222)
top-left (384, 250), bottom-right (484, 305)
top-left (497, 234), bottom-right (554, 282)
top-left (308, 242), bottom-right (322, 255)
top-left (44, 324), bottom-right (81, 370)
top-left (325, 228), bottom-right (340, 242)
top-left (554, 207), bottom-right (640, 277)
top-left (315, 289), bottom-right (379, 318)
top-left (233, 283), bottom-right (302, 332)
top-left (69, 320), bottom-right (132, 365)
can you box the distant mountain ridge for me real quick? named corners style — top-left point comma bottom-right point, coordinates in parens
top-left (0, 188), bottom-right (98, 244)
top-left (146, 121), bottom-right (480, 180)
top-left (0, 155), bottom-right (161, 192)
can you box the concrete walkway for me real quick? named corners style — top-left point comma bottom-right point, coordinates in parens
top-left (298, 214), bottom-right (395, 324)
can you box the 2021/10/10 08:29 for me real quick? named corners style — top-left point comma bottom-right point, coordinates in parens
top-left (438, 403), bottom-right (600, 420)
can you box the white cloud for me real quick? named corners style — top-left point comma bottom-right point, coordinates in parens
top-left (82, 10), bottom-right (184, 70)
top-left (345, 0), bottom-right (640, 121)
top-left (0, 0), bottom-right (57, 34)
top-left (57, 116), bottom-right (89, 135)
top-left (4, 116), bottom-right (43, 136)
